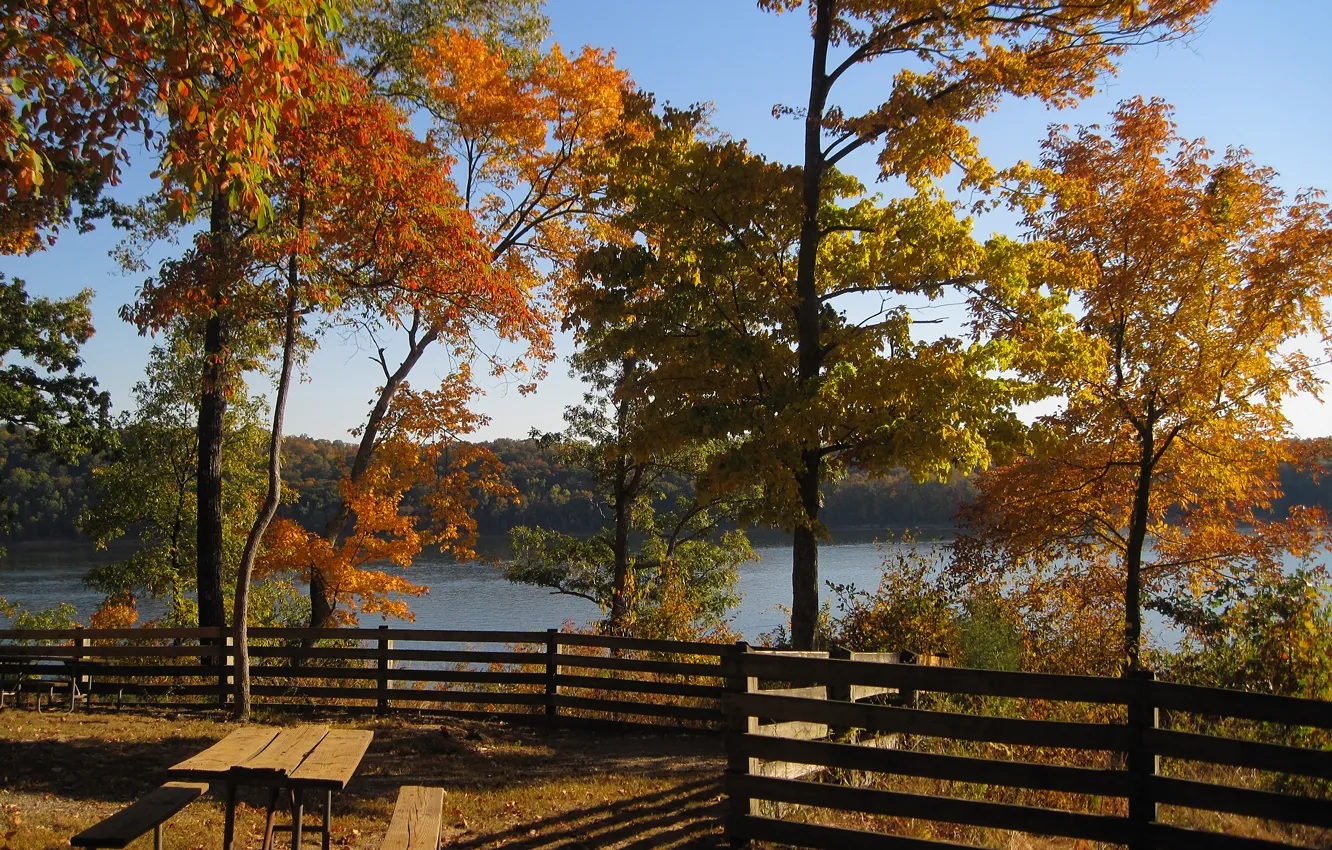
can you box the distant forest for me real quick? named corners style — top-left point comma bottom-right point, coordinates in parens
top-left (3, 431), bottom-right (1329, 546)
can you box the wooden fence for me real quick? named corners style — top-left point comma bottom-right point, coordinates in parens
top-left (4, 627), bottom-right (1330, 848)
top-left (0, 626), bottom-right (731, 728)
top-left (723, 646), bottom-right (1332, 850)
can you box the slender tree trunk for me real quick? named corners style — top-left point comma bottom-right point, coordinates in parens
top-left (233, 188), bottom-right (304, 718)
top-left (197, 185), bottom-right (231, 630)
top-left (789, 0), bottom-right (835, 650)
top-left (311, 324), bottom-right (439, 626)
top-left (1124, 428), bottom-right (1156, 671)
top-left (234, 286), bottom-right (300, 719)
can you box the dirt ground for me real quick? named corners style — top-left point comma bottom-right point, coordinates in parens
top-left (0, 706), bottom-right (727, 850)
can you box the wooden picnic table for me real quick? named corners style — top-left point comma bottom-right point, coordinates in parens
top-left (168, 725), bottom-right (374, 850)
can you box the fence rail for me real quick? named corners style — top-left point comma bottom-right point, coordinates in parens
top-left (3, 626), bottom-right (1330, 849)
top-left (723, 647), bottom-right (1332, 850)
top-left (0, 625), bottom-right (729, 725)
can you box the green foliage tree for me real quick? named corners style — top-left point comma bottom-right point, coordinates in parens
top-left (569, 99), bottom-right (1086, 655)
top-left (0, 275), bottom-right (110, 458)
top-left (505, 359), bottom-right (750, 640)
top-left (79, 332), bottom-right (270, 625)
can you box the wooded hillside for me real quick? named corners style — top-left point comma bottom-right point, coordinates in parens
top-left (2, 430), bottom-right (1325, 546)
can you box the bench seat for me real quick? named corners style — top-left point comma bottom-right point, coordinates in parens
top-left (72, 781), bottom-right (209, 849)
top-left (379, 785), bottom-right (444, 850)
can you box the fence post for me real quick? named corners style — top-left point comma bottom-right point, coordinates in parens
top-left (72, 629), bottom-right (88, 711)
top-left (827, 645), bottom-right (850, 703)
top-left (723, 640), bottom-right (756, 849)
top-left (219, 630), bottom-right (234, 710)
top-left (545, 629), bottom-right (560, 726)
top-left (376, 625), bottom-right (391, 714)
top-left (1126, 668), bottom-right (1159, 850)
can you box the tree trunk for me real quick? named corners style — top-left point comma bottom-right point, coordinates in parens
top-left (1124, 426), bottom-right (1156, 671)
top-left (610, 467), bottom-right (632, 634)
top-left (196, 186), bottom-right (230, 631)
top-left (234, 286), bottom-right (300, 719)
top-left (310, 324), bottom-right (438, 626)
top-left (789, 0), bottom-right (835, 650)
top-left (790, 450), bottom-right (823, 648)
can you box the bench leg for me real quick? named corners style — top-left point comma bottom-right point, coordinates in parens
top-left (261, 787), bottom-right (281, 850)
top-left (155, 822), bottom-right (164, 850)
top-left (223, 780), bottom-right (238, 850)
top-left (290, 788), bottom-right (304, 850)
top-left (322, 790), bottom-right (332, 850)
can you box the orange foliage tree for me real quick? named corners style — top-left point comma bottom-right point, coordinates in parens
top-left (754, 0), bottom-right (1215, 650)
top-left (1, 0), bottom-right (341, 253)
top-left (953, 98), bottom-right (1332, 669)
top-left (293, 27), bottom-right (632, 626)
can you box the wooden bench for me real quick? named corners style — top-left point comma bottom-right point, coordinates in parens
top-left (379, 786), bottom-right (443, 850)
top-left (71, 781), bottom-right (209, 850)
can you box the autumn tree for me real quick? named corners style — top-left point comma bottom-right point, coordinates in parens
top-left (953, 98), bottom-right (1332, 669)
top-left (297, 26), bottom-right (631, 626)
top-left (733, 0), bottom-right (1216, 649)
top-left (1, 0), bottom-right (341, 252)
top-left (568, 97), bottom-right (1091, 656)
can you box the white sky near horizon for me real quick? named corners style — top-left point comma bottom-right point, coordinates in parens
top-left (2, 0), bottom-right (1330, 442)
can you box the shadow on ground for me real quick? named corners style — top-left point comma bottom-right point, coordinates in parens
top-left (0, 709), bottom-right (727, 849)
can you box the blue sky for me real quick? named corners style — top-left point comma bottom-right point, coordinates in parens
top-left (4, 0), bottom-right (1330, 441)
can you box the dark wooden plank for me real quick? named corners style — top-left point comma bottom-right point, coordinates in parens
top-left (1147, 728), bottom-right (1332, 779)
top-left (382, 688), bottom-right (547, 706)
top-left (235, 725), bottom-right (329, 777)
top-left (739, 654), bottom-right (1132, 704)
top-left (552, 694), bottom-right (719, 721)
top-left (250, 685), bottom-right (375, 702)
top-left (551, 652), bottom-right (723, 678)
top-left (169, 727), bottom-right (280, 779)
top-left (1150, 681), bottom-right (1332, 730)
top-left (88, 683), bottom-right (227, 698)
top-left (1149, 776), bottom-right (1332, 827)
top-left (553, 633), bottom-right (730, 656)
top-left (289, 730), bottom-right (374, 790)
top-left (250, 666), bottom-right (547, 686)
top-left (73, 665), bottom-right (220, 679)
top-left (730, 774), bottom-right (1131, 843)
top-left (247, 646), bottom-right (540, 665)
top-left (379, 785), bottom-right (444, 850)
top-left (248, 627), bottom-right (547, 643)
top-left (1, 627), bottom-right (224, 641)
top-left (554, 674), bottom-right (722, 699)
top-left (735, 734), bottom-right (1131, 797)
top-left (1150, 822), bottom-right (1314, 850)
top-left (383, 648), bottom-right (541, 665)
top-left (732, 813), bottom-right (976, 850)
top-left (732, 692), bottom-right (1130, 751)
top-left (70, 782), bottom-right (209, 849)
top-left (0, 644), bottom-right (223, 659)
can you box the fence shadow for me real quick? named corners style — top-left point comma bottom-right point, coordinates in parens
top-left (442, 775), bottom-right (724, 850)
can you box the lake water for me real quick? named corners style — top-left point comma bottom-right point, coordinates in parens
top-left (3, 536), bottom-right (1323, 643)
top-left (0, 533), bottom-right (930, 640)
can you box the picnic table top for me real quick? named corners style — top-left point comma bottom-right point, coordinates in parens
top-left (168, 725), bottom-right (374, 790)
